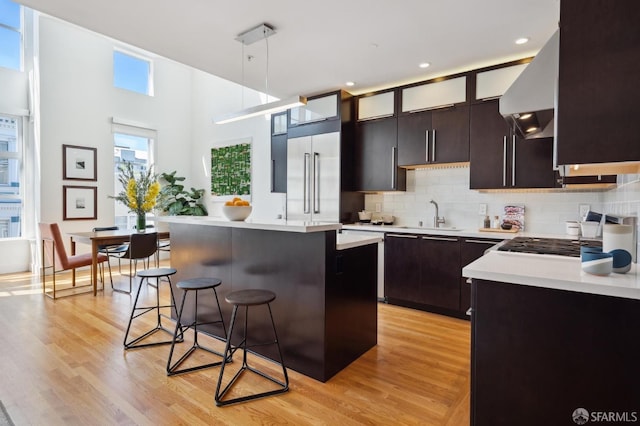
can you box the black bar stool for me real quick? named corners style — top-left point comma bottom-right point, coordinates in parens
top-left (124, 267), bottom-right (181, 349)
top-left (167, 277), bottom-right (228, 376)
top-left (214, 289), bottom-right (289, 407)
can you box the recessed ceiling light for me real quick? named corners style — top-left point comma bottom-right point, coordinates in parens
top-left (346, 81), bottom-right (355, 87)
top-left (519, 113), bottom-right (533, 120)
top-left (515, 37), bottom-right (529, 45)
top-left (526, 126), bottom-right (538, 133)
top-left (419, 62), bottom-right (430, 69)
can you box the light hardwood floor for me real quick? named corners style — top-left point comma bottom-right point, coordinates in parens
top-left (0, 266), bottom-right (470, 425)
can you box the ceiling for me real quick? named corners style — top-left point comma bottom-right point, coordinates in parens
top-left (17, 0), bottom-right (560, 98)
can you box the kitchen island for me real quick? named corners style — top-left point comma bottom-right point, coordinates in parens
top-left (158, 216), bottom-right (380, 382)
top-left (463, 251), bottom-right (640, 425)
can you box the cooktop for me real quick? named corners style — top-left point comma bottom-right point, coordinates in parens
top-left (498, 237), bottom-right (602, 257)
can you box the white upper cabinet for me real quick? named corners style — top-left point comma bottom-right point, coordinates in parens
top-left (289, 93), bottom-right (338, 126)
top-left (401, 76), bottom-right (467, 113)
top-left (475, 63), bottom-right (528, 100)
top-left (357, 91), bottom-right (395, 120)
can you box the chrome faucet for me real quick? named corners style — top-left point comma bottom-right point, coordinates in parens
top-left (430, 200), bottom-right (446, 228)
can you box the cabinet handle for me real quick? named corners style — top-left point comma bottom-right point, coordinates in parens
top-left (512, 135), bottom-right (516, 187)
top-left (425, 130), bottom-right (429, 163)
top-left (271, 159), bottom-right (275, 192)
top-left (432, 129), bottom-right (436, 162)
top-left (464, 239), bottom-right (502, 244)
top-left (502, 136), bottom-right (507, 187)
top-left (386, 234), bottom-right (418, 239)
top-left (303, 153), bottom-right (310, 214)
top-left (421, 236), bottom-right (458, 242)
top-left (391, 146), bottom-right (397, 189)
top-left (313, 152), bottom-right (320, 213)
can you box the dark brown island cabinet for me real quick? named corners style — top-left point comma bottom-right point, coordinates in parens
top-left (469, 100), bottom-right (556, 190)
top-left (471, 279), bottom-right (640, 425)
top-left (557, 0), bottom-right (640, 165)
top-left (166, 219), bottom-right (378, 383)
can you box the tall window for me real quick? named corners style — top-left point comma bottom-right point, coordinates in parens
top-left (0, 114), bottom-right (22, 238)
top-left (0, 0), bottom-right (22, 71)
top-left (113, 50), bottom-right (153, 95)
top-left (113, 132), bottom-right (154, 229)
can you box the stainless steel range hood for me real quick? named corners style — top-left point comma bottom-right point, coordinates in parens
top-left (500, 30), bottom-right (559, 139)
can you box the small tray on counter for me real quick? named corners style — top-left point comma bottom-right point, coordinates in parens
top-left (478, 227), bottom-right (519, 233)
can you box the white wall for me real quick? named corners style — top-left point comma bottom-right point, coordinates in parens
top-left (189, 70), bottom-right (286, 221)
top-left (0, 68), bottom-right (29, 115)
top-left (38, 16), bottom-right (193, 238)
top-left (34, 16), bottom-right (284, 264)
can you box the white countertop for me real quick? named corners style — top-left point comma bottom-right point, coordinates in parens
top-left (463, 250), bottom-right (640, 300)
top-left (156, 215), bottom-right (342, 233)
top-left (342, 223), bottom-right (521, 239)
top-left (342, 223), bottom-right (603, 241)
top-left (336, 233), bottom-right (383, 250)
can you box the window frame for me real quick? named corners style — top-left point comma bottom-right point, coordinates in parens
top-left (112, 48), bottom-right (154, 96)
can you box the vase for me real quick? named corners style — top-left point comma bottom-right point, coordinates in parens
top-left (136, 214), bottom-right (146, 232)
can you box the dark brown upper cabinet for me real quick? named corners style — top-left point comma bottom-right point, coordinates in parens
top-left (557, 0), bottom-right (640, 165)
top-left (354, 116), bottom-right (406, 192)
top-left (470, 100), bottom-right (555, 189)
top-left (354, 90), bottom-right (406, 191)
top-left (397, 106), bottom-right (470, 166)
top-left (397, 76), bottom-right (469, 167)
top-left (270, 111), bottom-right (288, 193)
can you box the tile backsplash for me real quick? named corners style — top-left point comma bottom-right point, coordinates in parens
top-left (364, 167), bottom-right (640, 235)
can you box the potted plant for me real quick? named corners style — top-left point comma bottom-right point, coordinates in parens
top-left (110, 161), bottom-right (161, 230)
top-left (157, 171), bottom-right (208, 216)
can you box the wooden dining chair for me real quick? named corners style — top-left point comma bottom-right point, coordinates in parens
top-left (39, 222), bottom-right (110, 299)
top-left (110, 232), bottom-right (158, 294)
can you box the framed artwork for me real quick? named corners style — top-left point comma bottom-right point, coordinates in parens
top-left (63, 144), bottom-right (97, 181)
top-left (211, 139), bottom-right (252, 196)
top-left (63, 185), bottom-right (97, 220)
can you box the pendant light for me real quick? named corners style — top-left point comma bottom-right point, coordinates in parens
top-left (214, 23), bottom-right (306, 125)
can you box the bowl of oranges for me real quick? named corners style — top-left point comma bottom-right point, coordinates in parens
top-left (222, 197), bottom-right (252, 221)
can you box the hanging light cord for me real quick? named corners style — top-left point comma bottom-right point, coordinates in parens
top-left (264, 28), bottom-right (269, 103)
top-left (241, 42), bottom-right (245, 109)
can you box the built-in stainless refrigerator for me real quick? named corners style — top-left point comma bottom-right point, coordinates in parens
top-left (286, 132), bottom-right (340, 222)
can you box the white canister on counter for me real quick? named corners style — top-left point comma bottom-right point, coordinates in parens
top-left (603, 224), bottom-right (634, 257)
top-left (565, 221), bottom-right (581, 236)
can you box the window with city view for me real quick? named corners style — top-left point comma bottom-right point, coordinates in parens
top-left (0, 115), bottom-right (22, 238)
top-left (0, 0), bottom-right (22, 71)
top-left (114, 132), bottom-right (153, 229)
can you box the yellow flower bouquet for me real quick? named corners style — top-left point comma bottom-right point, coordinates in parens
top-left (110, 161), bottom-right (160, 230)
